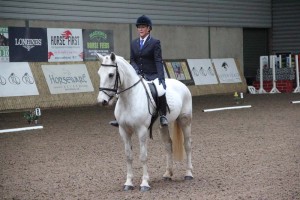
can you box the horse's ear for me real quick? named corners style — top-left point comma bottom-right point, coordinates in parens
top-left (96, 53), bottom-right (104, 62)
top-left (110, 52), bottom-right (116, 62)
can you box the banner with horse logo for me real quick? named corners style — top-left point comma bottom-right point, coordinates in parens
top-left (47, 28), bottom-right (83, 62)
top-left (212, 58), bottom-right (242, 83)
top-left (187, 59), bottom-right (219, 85)
top-left (0, 27), bottom-right (9, 62)
top-left (83, 29), bottom-right (114, 61)
top-left (9, 27), bottom-right (48, 62)
top-left (0, 62), bottom-right (39, 97)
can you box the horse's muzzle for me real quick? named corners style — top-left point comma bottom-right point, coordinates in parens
top-left (101, 100), bottom-right (108, 106)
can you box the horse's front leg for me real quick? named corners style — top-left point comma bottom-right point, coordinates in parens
top-left (160, 126), bottom-right (173, 180)
top-left (138, 128), bottom-right (151, 192)
top-left (119, 128), bottom-right (134, 191)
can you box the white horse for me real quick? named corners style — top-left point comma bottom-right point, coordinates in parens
top-left (97, 52), bottom-right (193, 192)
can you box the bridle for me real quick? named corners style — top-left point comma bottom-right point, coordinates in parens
top-left (99, 63), bottom-right (142, 101)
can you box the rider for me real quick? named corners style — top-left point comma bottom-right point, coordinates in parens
top-left (109, 15), bottom-right (168, 127)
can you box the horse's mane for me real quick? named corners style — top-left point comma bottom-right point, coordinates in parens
top-left (116, 55), bottom-right (130, 66)
top-left (115, 55), bottom-right (137, 75)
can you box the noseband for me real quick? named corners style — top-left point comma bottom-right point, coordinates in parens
top-left (99, 63), bottom-right (142, 100)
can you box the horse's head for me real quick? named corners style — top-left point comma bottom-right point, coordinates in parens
top-left (96, 52), bottom-right (119, 106)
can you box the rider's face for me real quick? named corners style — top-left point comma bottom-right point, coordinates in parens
top-left (137, 25), bottom-right (150, 39)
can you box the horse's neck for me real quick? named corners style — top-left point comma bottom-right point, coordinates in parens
top-left (118, 64), bottom-right (143, 103)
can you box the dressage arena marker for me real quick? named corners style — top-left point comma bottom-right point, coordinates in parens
top-left (0, 125), bottom-right (43, 134)
top-left (291, 101), bottom-right (300, 104)
top-left (203, 105), bottom-right (252, 112)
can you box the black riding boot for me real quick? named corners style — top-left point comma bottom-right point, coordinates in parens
top-left (158, 94), bottom-right (168, 126)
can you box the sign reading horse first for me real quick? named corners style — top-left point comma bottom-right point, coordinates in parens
top-left (47, 28), bottom-right (83, 62)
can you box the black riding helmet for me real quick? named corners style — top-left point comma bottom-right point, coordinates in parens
top-left (136, 15), bottom-right (152, 30)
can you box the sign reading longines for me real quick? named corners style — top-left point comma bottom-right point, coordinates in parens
top-left (9, 27), bottom-right (48, 62)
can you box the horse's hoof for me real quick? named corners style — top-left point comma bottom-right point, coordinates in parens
top-left (163, 177), bottom-right (172, 181)
top-left (124, 185), bottom-right (134, 191)
top-left (140, 186), bottom-right (151, 192)
top-left (184, 176), bottom-right (193, 180)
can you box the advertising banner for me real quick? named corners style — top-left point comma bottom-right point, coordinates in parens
top-left (164, 59), bottom-right (194, 85)
top-left (187, 59), bottom-right (218, 85)
top-left (212, 58), bottom-right (242, 83)
top-left (0, 62), bottom-right (39, 97)
top-left (9, 27), bottom-right (48, 62)
top-left (47, 28), bottom-right (83, 62)
top-left (42, 64), bottom-right (94, 94)
top-left (0, 27), bottom-right (9, 62)
top-left (83, 29), bottom-right (114, 60)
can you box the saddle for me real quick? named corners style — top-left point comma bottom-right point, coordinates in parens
top-left (148, 82), bottom-right (159, 109)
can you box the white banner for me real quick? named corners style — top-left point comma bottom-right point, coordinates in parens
top-left (42, 64), bottom-right (94, 94)
top-left (47, 28), bottom-right (83, 62)
top-left (0, 62), bottom-right (39, 97)
top-left (187, 59), bottom-right (218, 85)
top-left (212, 58), bottom-right (242, 83)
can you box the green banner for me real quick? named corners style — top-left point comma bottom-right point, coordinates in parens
top-left (0, 27), bottom-right (9, 62)
top-left (83, 29), bottom-right (114, 61)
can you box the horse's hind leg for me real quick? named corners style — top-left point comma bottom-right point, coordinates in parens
top-left (160, 126), bottom-right (173, 180)
top-left (120, 129), bottom-right (134, 191)
top-left (179, 115), bottom-right (193, 180)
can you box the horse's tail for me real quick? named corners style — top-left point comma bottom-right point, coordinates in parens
top-left (172, 119), bottom-right (185, 161)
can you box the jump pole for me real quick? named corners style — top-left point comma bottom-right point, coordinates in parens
top-left (293, 55), bottom-right (300, 93)
top-left (291, 101), bottom-right (300, 104)
top-left (269, 55), bottom-right (280, 93)
top-left (0, 125), bottom-right (43, 134)
top-left (279, 55), bottom-right (282, 68)
top-left (203, 105), bottom-right (252, 112)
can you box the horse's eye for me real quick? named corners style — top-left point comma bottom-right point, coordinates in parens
top-left (109, 73), bottom-right (114, 78)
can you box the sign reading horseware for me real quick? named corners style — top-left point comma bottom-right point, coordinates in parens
top-left (83, 29), bottom-right (114, 60)
top-left (212, 58), bottom-right (242, 83)
top-left (0, 27), bottom-right (9, 62)
top-left (42, 64), bottom-right (94, 94)
top-left (187, 59), bottom-right (219, 85)
top-left (47, 28), bottom-right (83, 62)
top-left (9, 27), bottom-right (48, 62)
top-left (0, 62), bottom-right (39, 97)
